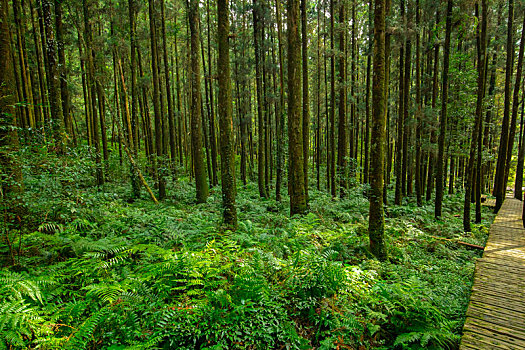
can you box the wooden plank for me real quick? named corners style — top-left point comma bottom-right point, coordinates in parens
top-left (471, 285), bottom-right (525, 304)
top-left (469, 291), bottom-right (525, 312)
top-left (470, 299), bottom-right (525, 320)
top-left (465, 317), bottom-right (525, 341)
top-left (463, 323), bottom-right (525, 348)
top-left (476, 260), bottom-right (525, 281)
top-left (467, 307), bottom-right (525, 333)
top-left (461, 331), bottom-right (522, 350)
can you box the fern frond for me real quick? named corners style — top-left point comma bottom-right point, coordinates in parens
top-left (66, 307), bottom-right (109, 350)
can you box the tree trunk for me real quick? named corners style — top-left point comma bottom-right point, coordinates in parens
top-left (217, 0), bottom-right (237, 228)
top-left (253, 0), bottom-right (267, 198)
top-left (301, 0), bottom-right (309, 202)
top-left (148, 0), bottom-right (166, 199)
top-left (394, 0), bottom-right (405, 205)
top-left (206, 0), bottom-right (218, 186)
top-left (188, 0), bottom-right (209, 203)
top-left (42, 0), bottom-right (65, 152)
top-left (288, 0), bottom-right (307, 215)
top-left (0, 0), bottom-right (23, 199)
top-left (329, 0), bottom-right (336, 197)
top-left (508, 14), bottom-right (525, 198)
top-left (369, 0), bottom-right (387, 261)
top-left (160, 0), bottom-right (177, 173)
top-left (414, 0), bottom-right (422, 206)
top-left (54, 0), bottom-right (71, 138)
top-left (82, 0), bottom-right (102, 185)
top-left (275, 0), bottom-right (285, 201)
top-left (463, 0), bottom-right (487, 232)
top-left (493, 0), bottom-right (514, 212)
top-left (337, 1), bottom-right (347, 197)
top-left (435, 0), bottom-right (453, 218)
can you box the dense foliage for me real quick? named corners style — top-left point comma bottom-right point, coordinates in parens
top-left (1, 148), bottom-right (493, 349)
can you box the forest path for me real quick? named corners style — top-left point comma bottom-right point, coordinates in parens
top-left (460, 198), bottom-right (525, 349)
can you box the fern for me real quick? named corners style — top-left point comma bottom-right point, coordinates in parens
top-left (66, 307), bottom-right (109, 350)
top-left (0, 271), bottom-right (45, 303)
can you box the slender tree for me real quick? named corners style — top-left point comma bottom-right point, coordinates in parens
top-left (435, 0), bottom-right (453, 218)
top-left (301, 0), bottom-right (309, 202)
top-left (253, 0), bottom-right (267, 198)
top-left (42, 0), bottom-right (65, 152)
top-left (463, 0), bottom-right (487, 232)
top-left (493, 0), bottom-right (514, 212)
top-left (288, 0), bottom-right (307, 215)
top-left (188, 0), bottom-right (209, 203)
top-left (337, 0), bottom-right (347, 197)
top-left (369, 0), bottom-right (387, 260)
top-left (148, 0), bottom-right (166, 200)
top-left (217, 0), bottom-right (237, 228)
top-left (0, 0), bottom-right (23, 198)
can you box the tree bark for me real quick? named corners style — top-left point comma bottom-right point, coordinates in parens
top-left (301, 0), bottom-right (309, 202)
top-left (188, 0), bottom-right (209, 203)
top-left (148, 0), bottom-right (166, 199)
top-left (0, 0), bottom-right (23, 199)
top-left (464, 0), bottom-right (487, 232)
top-left (288, 0), bottom-right (307, 215)
top-left (217, 0), bottom-right (237, 228)
top-left (435, 0), bottom-right (453, 218)
top-left (493, 0), bottom-right (514, 212)
top-left (42, 0), bottom-right (65, 152)
top-left (337, 1), bottom-right (347, 197)
top-left (369, 0), bottom-right (387, 261)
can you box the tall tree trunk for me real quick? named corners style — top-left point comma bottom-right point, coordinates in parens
top-left (0, 0), bottom-right (23, 198)
top-left (13, 0), bottom-right (34, 130)
top-left (402, 27), bottom-right (412, 197)
top-left (369, 0), bottom-right (387, 261)
top-left (507, 14), bottom-right (525, 198)
top-left (288, 0), bottom-right (307, 215)
top-left (217, 0), bottom-right (237, 228)
top-left (54, 0), bottom-right (71, 138)
top-left (148, 0), bottom-right (166, 199)
top-left (337, 1), bottom-right (347, 197)
top-left (253, 0), bottom-right (267, 198)
top-left (426, 10), bottom-right (440, 202)
top-left (188, 0), bottom-right (209, 203)
top-left (160, 0), bottom-right (177, 173)
top-left (463, 0), bottom-right (487, 232)
top-left (42, 0), bottom-right (65, 152)
top-left (493, 0), bottom-right (514, 212)
top-left (206, 0), bottom-right (218, 186)
top-left (316, 1), bottom-right (321, 190)
top-left (329, 0), bottom-right (336, 197)
top-left (128, 0), bottom-right (140, 198)
top-left (301, 0), bottom-right (309, 202)
top-left (435, 0), bottom-right (453, 218)
top-left (414, 0), bottom-right (422, 206)
top-left (364, 0), bottom-right (373, 185)
top-left (515, 80), bottom-right (525, 199)
top-left (275, 0), bottom-right (285, 201)
top-left (82, 0), bottom-right (102, 185)
top-left (394, 0), bottom-right (405, 205)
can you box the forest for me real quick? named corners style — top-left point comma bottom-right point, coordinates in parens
top-left (1, 0), bottom-right (524, 348)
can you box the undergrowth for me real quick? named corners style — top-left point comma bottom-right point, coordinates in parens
top-left (1, 147), bottom-right (493, 349)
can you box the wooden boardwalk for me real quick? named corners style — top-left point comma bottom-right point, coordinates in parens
top-left (460, 198), bottom-right (525, 350)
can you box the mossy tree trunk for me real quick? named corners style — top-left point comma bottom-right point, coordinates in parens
top-left (217, 0), bottom-right (237, 229)
top-left (188, 0), bottom-right (209, 203)
top-left (288, 0), bottom-right (307, 215)
top-left (369, 0), bottom-right (387, 261)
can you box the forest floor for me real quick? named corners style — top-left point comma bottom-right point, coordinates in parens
top-left (1, 149), bottom-right (495, 349)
